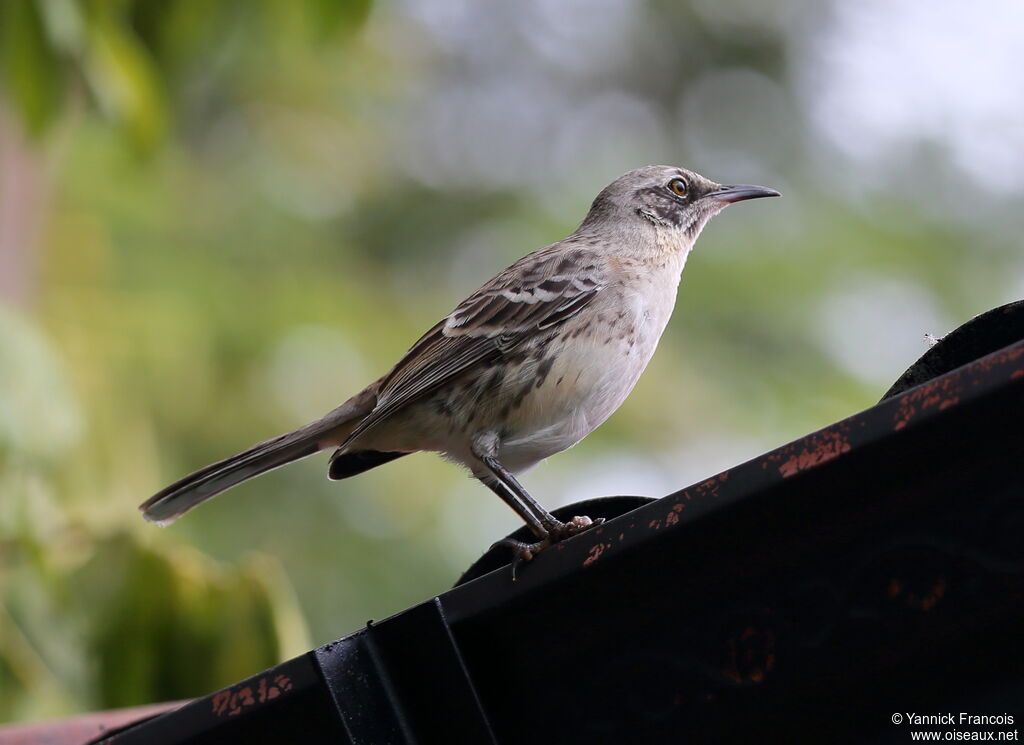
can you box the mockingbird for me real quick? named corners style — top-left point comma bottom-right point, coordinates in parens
top-left (141, 165), bottom-right (779, 562)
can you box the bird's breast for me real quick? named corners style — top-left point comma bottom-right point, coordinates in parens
top-left (493, 278), bottom-right (677, 468)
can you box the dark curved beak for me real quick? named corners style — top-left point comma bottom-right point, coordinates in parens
top-left (706, 184), bottom-right (781, 203)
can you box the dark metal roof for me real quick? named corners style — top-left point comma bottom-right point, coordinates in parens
top-left (5, 302), bottom-right (1023, 745)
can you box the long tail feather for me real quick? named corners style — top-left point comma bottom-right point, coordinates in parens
top-left (139, 422), bottom-right (325, 525)
top-left (140, 389), bottom-right (377, 525)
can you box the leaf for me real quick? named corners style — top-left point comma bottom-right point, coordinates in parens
top-left (307, 0), bottom-right (373, 41)
top-left (0, 0), bottom-right (66, 135)
top-left (80, 4), bottom-right (167, 151)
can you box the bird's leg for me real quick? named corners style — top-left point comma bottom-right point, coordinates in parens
top-left (479, 484), bottom-right (555, 580)
top-left (471, 433), bottom-right (602, 571)
top-left (478, 466), bottom-right (561, 538)
top-left (471, 431), bottom-right (565, 534)
top-left (478, 471), bottom-right (551, 541)
top-left (484, 464), bottom-right (602, 541)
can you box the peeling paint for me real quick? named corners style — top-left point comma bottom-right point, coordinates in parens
top-left (212, 674), bottom-right (294, 717)
top-left (583, 542), bottom-right (607, 567)
top-left (721, 625), bottom-right (777, 686)
top-left (886, 575), bottom-right (947, 612)
top-left (893, 376), bottom-right (964, 431)
top-left (975, 343), bottom-right (1024, 373)
top-left (665, 502), bottom-right (684, 526)
top-left (777, 430), bottom-right (852, 478)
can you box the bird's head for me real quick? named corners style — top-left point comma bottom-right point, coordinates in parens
top-left (581, 165), bottom-right (780, 245)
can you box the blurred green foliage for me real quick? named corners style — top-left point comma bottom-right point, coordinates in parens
top-left (2, 0), bottom-right (1021, 723)
top-left (0, 0), bottom-right (372, 146)
top-left (0, 0), bottom-right (374, 720)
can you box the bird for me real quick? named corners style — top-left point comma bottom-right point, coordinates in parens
top-left (140, 165), bottom-right (779, 563)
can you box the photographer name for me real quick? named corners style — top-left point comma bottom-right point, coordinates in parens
top-left (906, 714), bottom-right (1016, 726)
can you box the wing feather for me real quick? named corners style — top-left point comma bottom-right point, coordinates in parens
top-left (340, 244), bottom-right (603, 446)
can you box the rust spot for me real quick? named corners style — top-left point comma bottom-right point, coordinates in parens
top-left (921, 580), bottom-right (946, 611)
top-left (1011, 369), bottom-right (1024, 379)
top-left (974, 342), bottom-right (1024, 373)
top-left (721, 625), bottom-right (776, 686)
top-left (648, 518), bottom-right (661, 530)
top-left (887, 575), bottom-right (947, 611)
top-left (583, 542), bottom-right (607, 567)
top-left (665, 472), bottom-right (729, 509)
top-left (778, 430), bottom-right (852, 478)
top-left (892, 376), bottom-right (963, 430)
top-left (665, 503), bottom-right (684, 526)
top-left (212, 674), bottom-right (294, 717)
top-left (695, 476), bottom-right (724, 499)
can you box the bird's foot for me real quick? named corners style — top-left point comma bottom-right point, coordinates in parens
top-left (492, 515), bottom-right (605, 580)
top-left (561, 514), bottom-right (604, 536)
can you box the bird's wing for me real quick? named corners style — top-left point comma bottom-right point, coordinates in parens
top-left (340, 244), bottom-right (603, 446)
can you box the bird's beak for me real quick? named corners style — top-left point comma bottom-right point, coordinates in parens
top-left (706, 184), bottom-right (781, 203)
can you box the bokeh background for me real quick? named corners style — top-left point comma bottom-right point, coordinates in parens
top-left (2, 0), bottom-right (1022, 721)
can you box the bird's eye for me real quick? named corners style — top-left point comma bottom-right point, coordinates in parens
top-left (669, 178), bottom-right (688, 197)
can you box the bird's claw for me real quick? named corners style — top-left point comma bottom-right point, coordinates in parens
top-left (491, 515), bottom-right (605, 580)
top-left (562, 514), bottom-right (604, 536)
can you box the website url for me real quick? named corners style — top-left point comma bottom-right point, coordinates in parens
top-left (910, 732), bottom-right (1019, 741)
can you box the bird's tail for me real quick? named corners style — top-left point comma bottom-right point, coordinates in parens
top-left (139, 390), bottom-right (376, 525)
